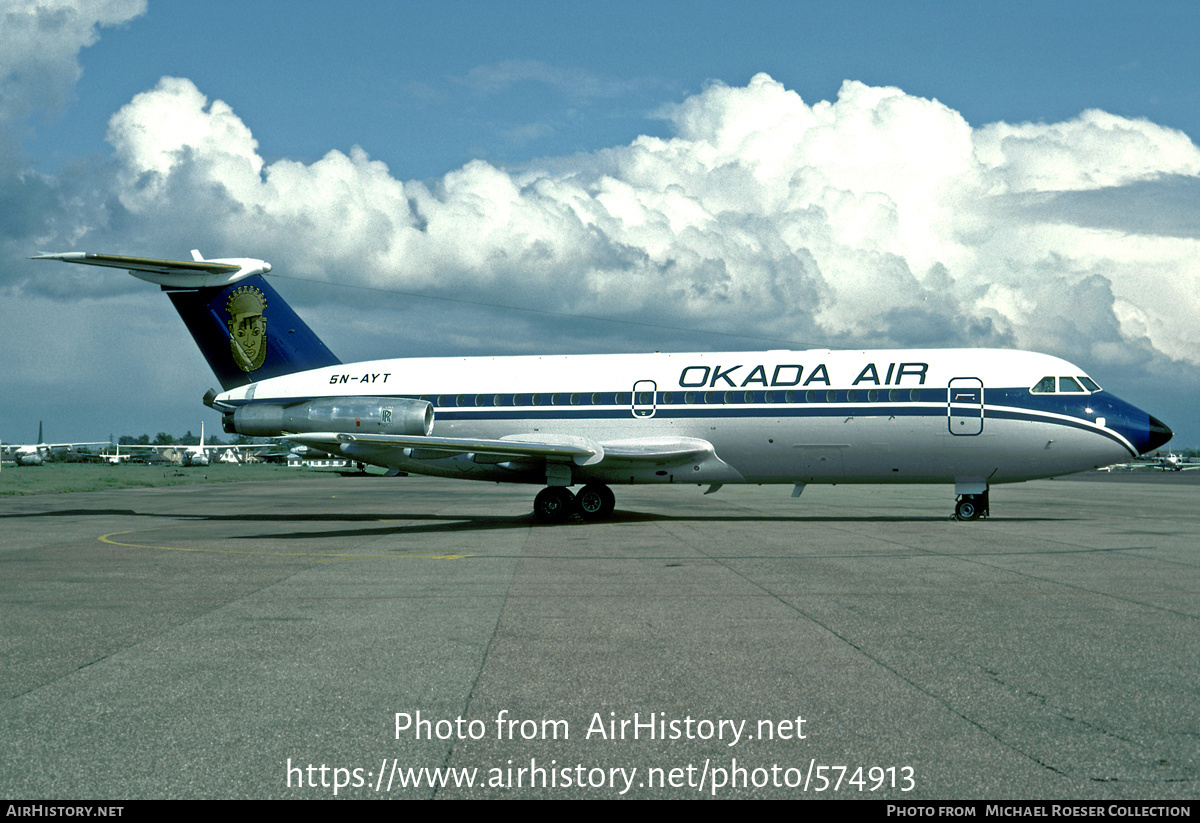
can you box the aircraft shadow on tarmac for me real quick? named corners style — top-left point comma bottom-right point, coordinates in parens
top-left (0, 506), bottom-right (1062, 540)
top-left (0, 508), bottom-right (143, 519)
top-left (201, 509), bottom-right (1061, 540)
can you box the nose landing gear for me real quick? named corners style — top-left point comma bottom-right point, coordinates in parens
top-left (954, 489), bottom-right (990, 521)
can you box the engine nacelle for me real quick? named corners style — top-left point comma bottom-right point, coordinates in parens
top-left (225, 396), bottom-right (433, 437)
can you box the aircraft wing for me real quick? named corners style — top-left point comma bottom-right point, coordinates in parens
top-left (580, 436), bottom-right (719, 467)
top-left (286, 432), bottom-right (719, 469)
top-left (289, 432), bottom-right (601, 465)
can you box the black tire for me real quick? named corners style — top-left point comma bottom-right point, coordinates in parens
top-left (534, 487), bottom-right (575, 524)
top-left (576, 484), bottom-right (615, 520)
top-left (955, 497), bottom-right (980, 521)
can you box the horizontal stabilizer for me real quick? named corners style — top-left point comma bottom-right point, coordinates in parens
top-left (34, 249), bottom-right (337, 389)
top-left (32, 252), bottom-right (270, 288)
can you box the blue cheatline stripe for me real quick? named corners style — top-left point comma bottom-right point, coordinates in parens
top-left (432, 404), bottom-right (937, 421)
top-left (434, 406), bottom-right (1136, 456)
top-left (224, 386), bottom-right (1137, 453)
top-left (986, 408), bottom-right (1136, 455)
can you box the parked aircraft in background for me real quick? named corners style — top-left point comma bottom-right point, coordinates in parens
top-left (87, 445), bottom-right (132, 464)
top-left (1101, 451), bottom-right (1199, 472)
top-left (35, 251), bottom-right (1173, 521)
top-left (1150, 452), bottom-right (1198, 471)
top-left (119, 423), bottom-right (272, 466)
top-left (257, 442), bottom-right (342, 464)
top-left (1, 422), bottom-right (107, 467)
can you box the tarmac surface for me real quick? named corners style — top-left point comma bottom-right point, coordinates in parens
top-left (1, 472), bottom-right (1197, 799)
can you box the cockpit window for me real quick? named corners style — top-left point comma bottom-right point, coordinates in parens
top-left (1031, 375), bottom-right (1101, 394)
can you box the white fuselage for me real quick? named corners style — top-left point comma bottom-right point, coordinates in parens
top-left (181, 448), bottom-right (211, 466)
top-left (217, 348), bottom-right (1146, 489)
top-left (12, 446), bottom-right (48, 466)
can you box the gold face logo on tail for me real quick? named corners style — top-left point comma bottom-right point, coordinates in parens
top-left (225, 285), bottom-right (268, 372)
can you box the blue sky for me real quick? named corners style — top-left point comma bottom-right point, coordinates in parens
top-left (2, 0), bottom-right (1199, 448)
top-left (31, 2), bottom-right (1200, 177)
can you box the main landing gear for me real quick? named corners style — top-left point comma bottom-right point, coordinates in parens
top-left (533, 484), bottom-right (616, 524)
top-left (953, 489), bottom-right (990, 521)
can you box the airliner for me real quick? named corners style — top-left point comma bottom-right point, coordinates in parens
top-left (34, 251), bottom-right (1173, 521)
top-left (120, 423), bottom-right (271, 466)
top-left (1, 422), bottom-right (107, 467)
top-left (1103, 451), bottom-right (1199, 472)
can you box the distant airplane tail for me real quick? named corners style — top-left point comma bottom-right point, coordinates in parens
top-left (33, 251), bottom-right (340, 390)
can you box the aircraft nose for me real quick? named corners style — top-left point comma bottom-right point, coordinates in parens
top-left (1145, 415), bottom-right (1173, 453)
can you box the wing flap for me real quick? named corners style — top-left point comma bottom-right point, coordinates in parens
top-left (285, 432), bottom-right (721, 469)
top-left (288, 432), bottom-right (602, 464)
top-left (598, 436), bottom-right (715, 465)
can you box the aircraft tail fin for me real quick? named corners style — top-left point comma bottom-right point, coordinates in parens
top-left (164, 275), bottom-right (340, 390)
top-left (33, 251), bottom-right (340, 390)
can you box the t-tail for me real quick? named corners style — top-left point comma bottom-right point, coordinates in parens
top-left (32, 250), bottom-right (340, 390)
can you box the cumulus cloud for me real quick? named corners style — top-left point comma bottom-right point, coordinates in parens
top-left (6, 53), bottom-right (1200, 440)
top-left (0, 0), bottom-right (145, 274)
top-left (70, 72), bottom-right (1199, 379)
top-left (0, 0), bottom-right (145, 121)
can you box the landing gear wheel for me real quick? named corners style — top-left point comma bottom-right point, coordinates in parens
top-left (954, 490), bottom-right (989, 521)
top-left (533, 487), bottom-right (576, 524)
top-left (576, 484), bottom-right (616, 520)
top-left (954, 497), bottom-right (980, 521)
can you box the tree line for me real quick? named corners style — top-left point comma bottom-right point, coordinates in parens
top-left (116, 431), bottom-right (266, 446)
